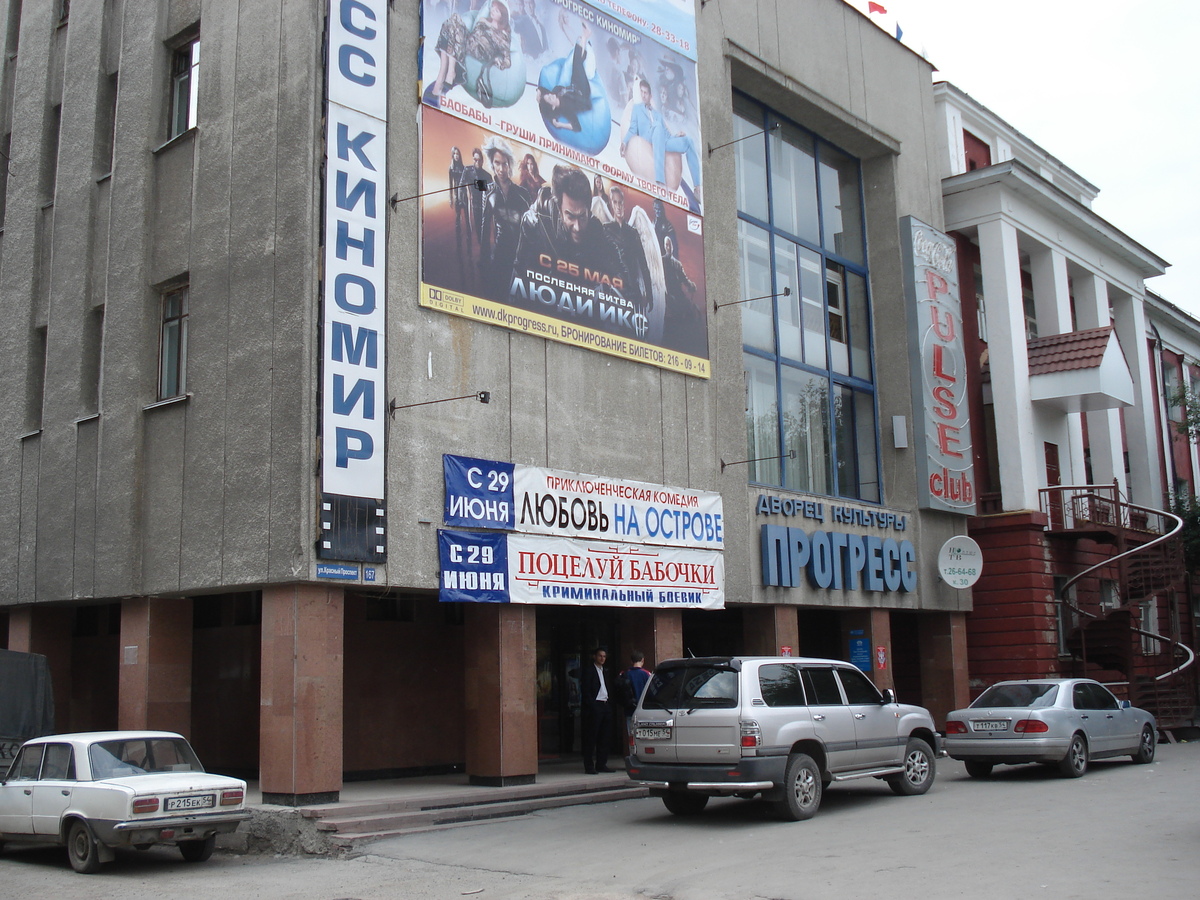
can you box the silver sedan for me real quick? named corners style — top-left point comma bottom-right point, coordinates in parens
top-left (943, 678), bottom-right (1157, 778)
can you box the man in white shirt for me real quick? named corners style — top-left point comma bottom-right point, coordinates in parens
top-left (580, 647), bottom-right (614, 774)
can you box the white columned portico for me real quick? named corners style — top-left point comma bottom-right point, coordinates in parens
top-left (978, 217), bottom-right (1040, 510)
top-left (1073, 273), bottom-right (1128, 496)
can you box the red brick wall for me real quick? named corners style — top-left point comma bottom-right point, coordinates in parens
top-left (966, 512), bottom-right (1060, 693)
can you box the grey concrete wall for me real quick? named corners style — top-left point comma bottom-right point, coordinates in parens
top-left (0, 0), bottom-right (322, 606)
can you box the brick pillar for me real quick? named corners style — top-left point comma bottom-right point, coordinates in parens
top-left (260, 584), bottom-right (344, 806)
top-left (742, 605), bottom-right (799, 657)
top-left (918, 612), bottom-right (969, 729)
top-left (618, 608), bottom-right (682, 669)
top-left (464, 603), bottom-right (536, 785)
top-left (8, 605), bottom-right (74, 733)
top-left (119, 597), bottom-right (194, 736)
top-left (843, 608), bottom-right (894, 692)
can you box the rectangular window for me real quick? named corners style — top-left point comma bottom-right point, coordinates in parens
top-left (80, 306), bottom-right (104, 414)
top-left (735, 95), bottom-right (878, 502)
top-left (26, 325), bottom-right (47, 430)
top-left (963, 130), bottom-right (991, 171)
top-left (169, 38), bottom-right (200, 138)
top-left (1141, 598), bottom-right (1161, 656)
top-left (158, 286), bottom-right (188, 399)
top-left (96, 72), bottom-right (118, 176)
top-left (1055, 576), bottom-right (1078, 656)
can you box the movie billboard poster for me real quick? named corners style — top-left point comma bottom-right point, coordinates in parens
top-left (420, 106), bottom-right (709, 374)
top-left (420, 0), bottom-right (701, 212)
top-left (418, 0), bottom-right (709, 377)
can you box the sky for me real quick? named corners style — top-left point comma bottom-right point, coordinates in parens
top-left (846, 0), bottom-right (1200, 317)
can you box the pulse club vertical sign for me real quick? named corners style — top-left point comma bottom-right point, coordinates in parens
top-left (319, 0), bottom-right (389, 562)
top-left (902, 216), bottom-right (976, 515)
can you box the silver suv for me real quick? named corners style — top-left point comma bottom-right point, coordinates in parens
top-left (625, 656), bottom-right (942, 820)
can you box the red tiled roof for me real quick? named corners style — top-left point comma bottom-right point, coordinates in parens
top-left (1025, 326), bottom-right (1114, 376)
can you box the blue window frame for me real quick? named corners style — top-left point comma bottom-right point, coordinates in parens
top-left (735, 94), bottom-right (880, 502)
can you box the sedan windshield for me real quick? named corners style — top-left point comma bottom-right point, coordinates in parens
top-left (972, 683), bottom-right (1059, 709)
top-left (642, 665), bottom-right (738, 710)
top-left (88, 738), bottom-right (204, 780)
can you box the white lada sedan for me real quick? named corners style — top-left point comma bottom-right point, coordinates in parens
top-left (0, 731), bottom-right (249, 873)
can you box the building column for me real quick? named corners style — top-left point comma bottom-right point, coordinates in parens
top-left (464, 603), bottom-right (536, 786)
top-left (916, 612), bottom-right (969, 729)
top-left (978, 217), bottom-right (1040, 510)
top-left (119, 598), bottom-right (193, 736)
top-left (1074, 273), bottom-right (1127, 494)
top-left (842, 608), bottom-right (893, 692)
top-left (618, 608), bottom-right (682, 669)
top-left (260, 584), bottom-right (344, 806)
top-left (7, 605), bottom-right (73, 733)
top-left (1030, 248), bottom-right (1087, 484)
top-left (742, 605), bottom-right (799, 657)
top-left (1029, 246), bottom-right (1071, 334)
top-left (1112, 290), bottom-right (1162, 506)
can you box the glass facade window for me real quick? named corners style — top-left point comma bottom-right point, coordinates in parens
top-left (159, 287), bottom-right (188, 399)
top-left (735, 95), bottom-right (879, 502)
top-left (170, 39), bottom-right (200, 138)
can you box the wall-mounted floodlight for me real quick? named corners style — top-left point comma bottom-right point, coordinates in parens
top-left (388, 391), bottom-right (491, 418)
top-left (714, 286), bottom-right (790, 313)
top-left (389, 178), bottom-right (489, 211)
top-left (720, 449), bottom-right (796, 474)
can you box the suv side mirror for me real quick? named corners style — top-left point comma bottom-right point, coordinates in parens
top-left (881, 688), bottom-right (896, 704)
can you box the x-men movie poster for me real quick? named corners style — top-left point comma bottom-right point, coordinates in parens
top-left (418, 0), bottom-right (709, 377)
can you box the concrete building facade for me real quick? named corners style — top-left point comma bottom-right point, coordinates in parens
top-left (0, 0), bottom-right (974, 803)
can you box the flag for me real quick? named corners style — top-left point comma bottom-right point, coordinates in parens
top-left (868, 1), bottom-right (887, 12)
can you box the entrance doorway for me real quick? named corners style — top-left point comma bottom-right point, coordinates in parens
top-left (535, 607), bottom-right (618, 760)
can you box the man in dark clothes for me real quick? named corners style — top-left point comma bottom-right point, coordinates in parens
top-left (479, 137), bottom-right (531, 285)
top-left (580, 647), bottom-right (615, 774)
top-left (460, 147), bottom-right (490, 261)
top-left (512, 164), bottom-right (630, 302)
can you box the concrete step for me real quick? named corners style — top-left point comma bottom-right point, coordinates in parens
top-left (300, 775), bottom-right (631, 821)
top-left (324, 785), bottom-right (648, 846)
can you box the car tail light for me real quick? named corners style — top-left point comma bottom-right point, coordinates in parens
top-left (740, 720), bottom-right (761, 748)
top-left (944, 720), bottom-right (967, 734)
top-left (220, 789), bottom-right (245, 806)
top-left (132, 797), bottom-right (160, 814)
top-left (1014, 719), bottom-right (1049, 733)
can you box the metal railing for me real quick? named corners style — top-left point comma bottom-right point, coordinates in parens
top-left (1041, 484), bottom-right (1195, 716)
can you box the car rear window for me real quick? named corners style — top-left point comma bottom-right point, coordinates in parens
top-left (642, 664), bottom-right (738, 709)
top-left (972, 683), bottom-right (1059, 709)
top-left (88, 738), bottom-right (204, 780)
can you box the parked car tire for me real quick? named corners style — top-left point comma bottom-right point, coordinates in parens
top-left (887, 738), bottom-right (936, 796)
top-left (1132, 725), bottom-right (1156, 764)
top-left (1058, 733), bottom-right (1089, 778)
top-left (773, 752), bottom-right (822, 820)
top-left (662, 793), bottom-right (709, 816)
top-left (66, 820), bottom-right (102, 874)
top-left (178, 834), bottom-right (216, 862)
top-left (964, 760), bottom-right (994, 778)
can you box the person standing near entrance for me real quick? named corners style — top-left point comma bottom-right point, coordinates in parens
top-left (580, 647), bottom-right (614, 774)
top-left (619, 651), bottom-right (651, 731)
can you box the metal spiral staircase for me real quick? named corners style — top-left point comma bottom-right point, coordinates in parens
top-left (1042, 484), bottom-right (1197, 729)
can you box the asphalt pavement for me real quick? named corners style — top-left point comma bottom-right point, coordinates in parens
top-left (3, 741), bottom-right (1198, 899)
